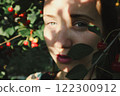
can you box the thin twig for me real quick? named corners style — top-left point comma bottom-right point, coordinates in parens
top-left (96, 66), bottom-right (113, 75)
top-left (90, 31), bottom-right (120, 70)
top-left (0, 34), bottom-right (21, 46)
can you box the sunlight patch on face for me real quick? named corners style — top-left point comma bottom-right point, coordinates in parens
top-left (81, 0), bottom-right (89, 3)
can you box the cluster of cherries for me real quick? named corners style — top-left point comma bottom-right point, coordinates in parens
top-left (23, 30), bottom-right (39, 48)
top-left (97, 41), bottom-right (120, 72)
top-left (8, 7), bottom-right (42, 26)
top-left (8, 7), bottom-right (31, 26)
top-left (1, 7), bottom-right (43, 48)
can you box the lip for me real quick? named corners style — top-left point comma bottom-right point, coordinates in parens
top-left (57, 54), bottom-right (72, 64)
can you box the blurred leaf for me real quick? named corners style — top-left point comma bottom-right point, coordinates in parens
top-left (67, 43), bottom-right (94, 60)
top-left (88, 25), bottom-right (102, 37)
top-left (33, 29), bottom-right (44, 40)
top-left (0, 26), bottom-right (9, 37)
top-left (112, 73), bottom-right (120, 79)
top-left (66, 64), bottom-right (88, 80)
top-left (18, 40), bottom-right (24, 46)
top-left (5, 27), bottom-right (15, 36)
top-left (18, 27), bottom-right (30, 37)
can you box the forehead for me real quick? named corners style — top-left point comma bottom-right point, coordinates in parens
top-left (44, 0), bottom-right (99, 14)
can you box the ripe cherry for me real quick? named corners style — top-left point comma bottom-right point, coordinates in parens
top-left (6, 42), bottom-right (11, 47)
top-left (97, 42), bottom-right (107, 50)
top-left (29, 36), bottom-right (34, 42)
top-left (30, 30), bottom-right (33, 35)
top-left (8, 7), bottom-right (13, 12)
top-left (19, 13), bottom-right (27, 19)
top-left (23, 41), bottom-right (29, 46)
top-left (40, 10), bottom-right (43, 14)
top-left (26, 20), bottom-right (30, 24)
top-left (13, 13), bottom-right (18, 18)
top-left (33, 38), bottom-right (38, 43)
top-left (24, 20), bottom-right (30, 26)
top-left (0, 46), bottom-right (3, 49)
top-left (31, 43), bottom-right (38, 48)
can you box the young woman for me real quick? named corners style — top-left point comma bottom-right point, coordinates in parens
top-left (27, 0), bottom-right (119, 80)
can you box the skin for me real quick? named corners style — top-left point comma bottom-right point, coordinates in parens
top-left (43, 0), bottom-right (102, 79)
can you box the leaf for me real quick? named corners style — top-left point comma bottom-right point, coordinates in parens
top-left (18, 40), bottom-right (24, 46)
top-left (5, 27), bottom-right (15, 36)
top-left (66, 64), bottom-right (88, 80)
top-left (27, 11), bottom-right (37, 24)
top-left (88, 25), bottom-right (102, 37)
top-left (112, 73), bottom-right (120, 79)
top-left (0, 26), bottom-right (9, 37)
top-left (67, 43), bottom-right (94, 60)
top-left (18, 28), bottom-right (30, 37)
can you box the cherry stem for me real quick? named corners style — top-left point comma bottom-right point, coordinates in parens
top-left (104, 28), bottom-right (120, 43)
top-left (0, 34), bottom-right (21, 46)
top-left (90, 31), bottom-right (120, 73)
top-left (96, 66), bottom-right (113, 75)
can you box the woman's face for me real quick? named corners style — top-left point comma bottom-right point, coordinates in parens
top-left (43, 0), bottom-right (102, 71)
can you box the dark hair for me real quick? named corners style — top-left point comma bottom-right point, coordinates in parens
top-left (96, 0), bottom-right (120, 79)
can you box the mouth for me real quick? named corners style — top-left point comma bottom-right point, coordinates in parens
top-left (57, 54), bottom-right (72, 64)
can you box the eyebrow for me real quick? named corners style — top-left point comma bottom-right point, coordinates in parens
top-left (70, 14), bottom-right (94, 21)
top-left (43, 14), bottom-right (56, 19)
top-left (44, 14), bottom-right (94, 21)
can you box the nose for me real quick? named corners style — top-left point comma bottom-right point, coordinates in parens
top-left (54, 24), bottom-right (72, 49)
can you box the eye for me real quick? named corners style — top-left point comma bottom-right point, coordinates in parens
top-left (47, 22), bottom-right (57, 26)
top-left (73, 21), bottom-right (88, 28)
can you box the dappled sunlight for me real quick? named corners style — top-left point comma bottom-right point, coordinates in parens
top-left (80, 0), bottom-right (89, 3)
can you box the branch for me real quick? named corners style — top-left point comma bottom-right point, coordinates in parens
top-left (0, 34), bottom-right (21, 46)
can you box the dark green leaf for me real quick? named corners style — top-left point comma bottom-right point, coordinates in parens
top-left (67, 43), bottom-right (94, 60)
top-left (112, 73), bottom-right (120, 79)
top-left (18, 28), bottom-right (30, 37)
top-left (66, 64), bottom-right (88, 80)
top-left (88, 25), bottom-right (102, 37)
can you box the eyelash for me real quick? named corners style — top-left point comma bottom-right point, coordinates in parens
top-left (45, 20), bottom-right (89, 31)
top-left (46, 22), bottom-right (57, 26)
top-left (72, 21), bottom-right (88, 29)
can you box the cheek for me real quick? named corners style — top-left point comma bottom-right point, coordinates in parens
top-left (44, 28), bottom-right (56, 46)
top-left (74, 31), bottom-right (100, 49)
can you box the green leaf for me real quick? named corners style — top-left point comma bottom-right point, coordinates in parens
top-left (0, 26), bottom-right (9, 37)
top-left (18, 27), bottom-right (30, 37)
top-left (5, 27), bottom-right (15, 36)
top-left (67, 43), bottom-right (94, 60)
top-left (18, 40), bottom-right (24, 46)
top-left (66, 64), bottom-right (88, 80)
top-left (27, 11), bottom-right (37, 24)
top-left (88, 25), bottom-right (102, 37)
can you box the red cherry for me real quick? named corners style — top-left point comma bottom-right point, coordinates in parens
top-left (31, 43), bottom-right (38, 48)
top-left (19, 12), bottom-right (27, 18)
top-left (23, 41), bottom-right (29, 46)
top-left (97, 42), bottom-right (107, 50)
top-left (26, 20), bottom-right (30, 24)
top-left (40, 10), bottom-right (43, 14)
top-left (0, 46), bottom-right (3, 49)
top-left (13, 13), bottom-right (18, 18)
top-left (24, 20), bottom-right (30, 26)
top-left (30, 30), bottom-right (33, 35)
top-left (111, 61), bottom-right (120, 72)
top-left (19, 13), bottom-right (24, 17)
top-left (8, 7), bottom-right (13, 12)
top-left (6, 42), bottom-right (11, 47)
